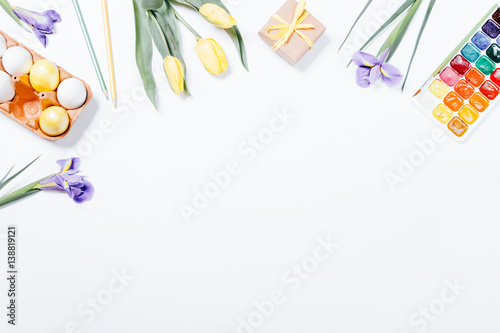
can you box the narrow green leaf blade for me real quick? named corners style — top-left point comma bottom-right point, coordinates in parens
top-left (402, 0), bottom-right (436, 91)
top-left (358, 0), bottom-right (415, 53)
top-left (0, 166), bottom-right (14, 187)
top-left (0, 0), bottom-right (24, 28)
top-left (338, 0), bottom-right (373, 52)
top-left (0, 156), bottom-right (40, 192)
top-left (133, 0), bottom-right (158, 110)
top-left (347, 0), bottom-right (415, 67)
top-left (379, 0), bottom-right (424, 61)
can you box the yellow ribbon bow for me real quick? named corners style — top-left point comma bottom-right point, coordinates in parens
top-left (266, 0), bottom-right (315, 52)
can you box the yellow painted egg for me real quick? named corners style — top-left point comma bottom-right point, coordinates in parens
top-left (30, 59), bottom-right (60, 92)
top-left (39, 106), bottom-right (69, 136)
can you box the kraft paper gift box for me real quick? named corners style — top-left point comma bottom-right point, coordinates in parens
top-left (258, 0), bottom-right (326, 66)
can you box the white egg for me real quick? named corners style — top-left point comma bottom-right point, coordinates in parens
top-left (0, 71), bottom-right (15, 103)
top-left (57, 78), bottom-right (87, 109)
top-left (2, 46), bottom-right (33, 75)
top-left (0, 35), bottom-right (7, 58)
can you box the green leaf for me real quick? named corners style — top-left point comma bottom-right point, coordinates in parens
top-left (378, 0), bottom-right (424, 61)
top-left (0, 0), bottom-right (24, 28)
top-left (338, 0), bottom-right (373, 52)
top-left (142, 0), bottom-right (163, 10)
top-left (148, 10), bottom-right (169, 58)
top-left (0, 179), bottom-right (43, 209)
top-left (133, 0), bottom-right (158, 110)
top-left (0, 156), bottom-right (40, 192)
top-left (402, 0), bottom-right (436, 91)
top-left (156, 1), bottom-right (191, 94)
top-left (169, 0), bottom-right (249, 71)
top-left (226, 25), bottom-right (248, 71)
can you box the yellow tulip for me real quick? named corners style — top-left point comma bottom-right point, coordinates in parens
top-left (195, 38), bottom-right (228, 75)
top-left (163, 56), bottom-right (185, 96)
top-left (199, 3), bottom-right (236, 29)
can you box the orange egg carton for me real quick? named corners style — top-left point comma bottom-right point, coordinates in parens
top-left (0, 30), bottom-right (93, 141)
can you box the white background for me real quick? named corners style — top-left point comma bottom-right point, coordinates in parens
top-left (1, 0), bottom-right (500, 332)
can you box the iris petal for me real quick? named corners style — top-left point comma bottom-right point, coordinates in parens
top-left (356, 67), bottom-right (372, 88)
top-left (379, 48), bottom-right (391, 63)
top-left (352, 51), bottom-right (380, 68)
top-left (57, 158), bottom-right (81, 173)
top-left (381, 63), bottom-right (403, 87)
top-left (369, 65), bottom-right (382, 84)
top-left (73, 179), bottom-right (95, 204)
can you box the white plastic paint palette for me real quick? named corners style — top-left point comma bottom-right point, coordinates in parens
top-left (413, 5), bottom-right (500, 142)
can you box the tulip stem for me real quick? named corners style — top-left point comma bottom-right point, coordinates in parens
top-left (172, 7), bottom-right (203, 40)
top-left (185, 0), bottom-right (199, 10)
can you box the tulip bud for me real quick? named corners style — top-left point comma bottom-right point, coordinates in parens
top-left (195, 38), bottom-right (228, 75)
top-left (163, 56), bottom-right (185, 96)
top-left (199, 4), bottom-right (236, 29)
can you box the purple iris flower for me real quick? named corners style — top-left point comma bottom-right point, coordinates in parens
top-left (353, 49), bottom-right (403, 88)
top-left (12, 6), bottom-right (61, 47)
top-left (37, 158), bottom-right (94, 204)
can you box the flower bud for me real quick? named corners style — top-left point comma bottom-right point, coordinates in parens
top-left (195, 38), bottom-right (228, 75)
top-left (199, 4), bottom-right (236, 29)
top-left (163, 56), bottom-right (185, 96)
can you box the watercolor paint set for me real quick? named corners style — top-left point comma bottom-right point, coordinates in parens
top-left (414, 5), bottom-right (500, 142)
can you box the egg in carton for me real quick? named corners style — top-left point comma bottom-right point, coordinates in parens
top-left (0, 30), bottom-right (93, 141)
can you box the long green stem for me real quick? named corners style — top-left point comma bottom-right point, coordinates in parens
top-left (185, 0), bottom-right (199, 10)
top-left (0, 180), bottom-right (41, 208)
top-left (172, 7), bottom-right (203, 39)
